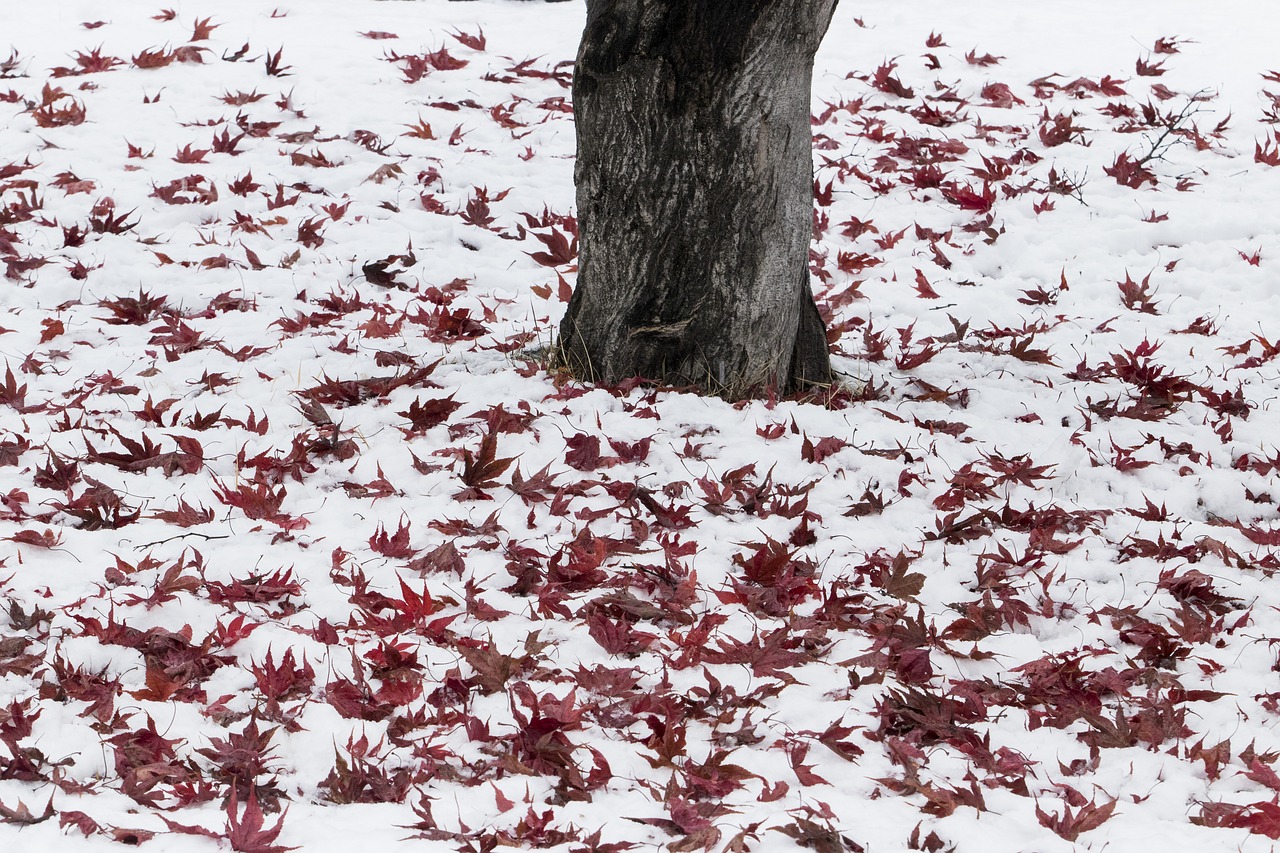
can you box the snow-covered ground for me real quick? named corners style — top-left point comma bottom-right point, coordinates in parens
top-left (3, 1), bottom-right (1280, 850)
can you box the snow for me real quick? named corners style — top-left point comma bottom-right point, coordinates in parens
top-left (3, 0), bottom-right (1280, 850)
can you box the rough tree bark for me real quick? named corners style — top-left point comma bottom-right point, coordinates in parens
top-left (558, 0), bottom-right (839, 398)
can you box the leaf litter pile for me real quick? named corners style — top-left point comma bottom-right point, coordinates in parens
top-left (2, 2), bottom-right (1280, 851)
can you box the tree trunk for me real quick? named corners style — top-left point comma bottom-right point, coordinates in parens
top-left (558, 0), bottom-right (838, 399)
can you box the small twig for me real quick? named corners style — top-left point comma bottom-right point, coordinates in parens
top-left (1133, 92), bottom-right (1212, 169)
top-left (132, 532), bottom-right (231, 550)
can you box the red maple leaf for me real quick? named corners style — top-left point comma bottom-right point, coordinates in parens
top-left (1135, 56), bottom-right (1166, 76)
top-left (5, 528), bottom-right (61, 548)
top-left (0, 793), bottom-right (54, 825)
top-left (190, 16), bottom-right (219, 41)
top-left (173, 143), bottom-right (209, 163)
top-left (871, 60), bottom-right (914, 98)
top-left (528, 227), bottom-right (578, 267)
top-left (965, 48), bottom-right (1003, 66)
top-left (264, 48), bottom-right (291, 77)
top-left (1035, 794), bottom-right (1118, 841)
top-left (912, 268), bottom-right (941, 299)
top-left (458, 430), bottom-right (516, 495)
top-left (1256, 136), bottom-right (1280, 167)
top-left (981, 82), bottom-right (1024, 108)
top-left (1105, 152), bottom-right (1157, 188)
top-left (226, 786), bottom-right (295, 852)
top-left (565, 433), bottom-right (613, 471)
top-left (133, 47), bottom-right (174, 68)
top-left (1038, 111), bottom-right (1085, 147)
top-left (940, 181), bottom-right (995, 213)
top-left (369, 519), bottom-right (416, 559)
top-left (801, 434), bottom-right (848, 464)
top-left (448, 27), bottom-right (486, 51)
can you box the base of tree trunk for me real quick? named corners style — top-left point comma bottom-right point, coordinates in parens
top-left (558, 0), bottom-right (838, 400)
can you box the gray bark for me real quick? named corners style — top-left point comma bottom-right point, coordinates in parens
top-left (558, 0), bottom-right (838, 398)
